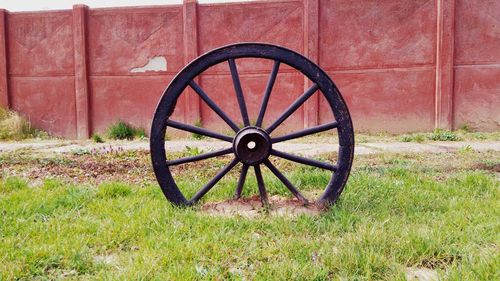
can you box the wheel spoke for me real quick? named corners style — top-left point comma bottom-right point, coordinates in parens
top-left (254, 165), bottom-right (268, 205)
top-left (256, 60), bottom-right (280, 127)
top-left (189, 81), bottom-right (240, 132)
top-left (166, 119), bottom-right (233, 142)
top-left (266, 83), bottom-right (319, 134)
top-left (271, 149), bottom-right (337, 171)
top-left (272, 121), bottom-right (338, 143)
top-left (167, 148), bottom-right (233, 166)
top-left (263, 159), bottom-right (308, 204)
top-left (188, 158), bottom-right (239, 204)
top-left (234, 164), bottom-right (249, 199)
top-left (228, 59), bottom-right (250, 127)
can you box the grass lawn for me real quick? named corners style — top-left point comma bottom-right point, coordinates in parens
top-left (0, 148), bottom-right (498, 280)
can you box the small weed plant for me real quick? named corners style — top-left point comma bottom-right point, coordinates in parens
top-left (458, 123), bottom-right (472, 132)
top-left (91, 134), bottom-right (104, 143)
top-left (400, 134), bottom-right (426, 143)
top-left (107, 121), bottom-right (145, 140)
top-left (191, 120), bottom-right (204, 140)
top-left (184, 146), bottom-right (204, 156)
top-left (135, 128), bottom-right (147, 139)
top-left (71, 148), bottom-right (91, 155)
top-left (458, 145), bottom-right (474, 154)
top-left (429, 128), bottom-right (461, 141)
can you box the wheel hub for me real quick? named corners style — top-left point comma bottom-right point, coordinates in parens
top-left (233, 127), bottom-right (271, 165)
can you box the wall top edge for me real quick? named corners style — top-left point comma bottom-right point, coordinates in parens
top-left (89, 4), bottom-right (182, 13)
top-left (2, 0), bottom-right (301, 15)
top-left (199, 0), bottom-right (302, 7)
top-left (4, 4), bottom-right (183, 15)
top-left (7, 9), bottom-right (72, 16)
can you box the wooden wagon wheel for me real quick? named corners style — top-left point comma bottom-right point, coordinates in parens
top-left (150, 43), bottom-right (354, 207)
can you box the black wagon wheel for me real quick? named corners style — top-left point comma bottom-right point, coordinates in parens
top-left (150, 43), bottom-right (354, 207)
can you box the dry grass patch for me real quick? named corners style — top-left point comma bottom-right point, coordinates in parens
top-left (0, 107), bottom-right (47, 140)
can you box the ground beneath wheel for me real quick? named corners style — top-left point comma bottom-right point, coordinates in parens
top-left (201, 195), bottom-right (324, 218)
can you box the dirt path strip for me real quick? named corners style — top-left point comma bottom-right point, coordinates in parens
top-left (0, 140), bottom-right (499, 156)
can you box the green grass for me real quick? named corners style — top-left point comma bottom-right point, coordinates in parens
top-left (91, 133), bottom-right (104, 143)
top-left (0, 151), bottom-right (498, 279)
top-left (107, 121), bottom-right (146, 140)
top-left (400, 134), bottom-right (426, 143)
top-left (398, 129), bottom-right (500, 143)
top-left (428, 129), bottom-right (461, 141)
top-left (96, 182), bottom-right (132, 198)
top-left (400, 129), bottom-right (461, 142)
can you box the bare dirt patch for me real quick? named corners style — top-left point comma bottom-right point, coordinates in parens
top-left (417, 255), bottom-right (461, 270)
top-left (472, 162), bottom-right (500, 172)
top-left (405, 267), bottom-right (439, 281)
top-left (201, 195), bottom-right (324, 218)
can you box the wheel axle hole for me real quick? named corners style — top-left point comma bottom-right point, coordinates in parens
top-left (247, 141), bottom-right (257, 150)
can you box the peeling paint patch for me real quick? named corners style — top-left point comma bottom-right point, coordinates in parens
top-left (130, 56), bottom-right (167, 73)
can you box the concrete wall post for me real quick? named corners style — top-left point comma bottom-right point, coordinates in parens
top-left (73, 5), bottom-right (90, 139)
top-left (303, 0), bottom-right (320, 128)
top-left (0, 9), bottom-right (9, 109)
top-left (183, 0), bottom-right (201, 124)
top-left (435, 0), bottom-right (455, 130)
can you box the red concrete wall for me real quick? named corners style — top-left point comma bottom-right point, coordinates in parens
top-left (318, 0), bottom-right (437, 132)
top-left (6, 11), bottom-right (77, 137)
top-left (87, 5), bottom-right (185, 134)
top-left (0, 0), bottom-right (498, 139)
top-left (453, 0), bottom-right (500, 130)
top-left (198, 1), bottom-right (305, 133)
